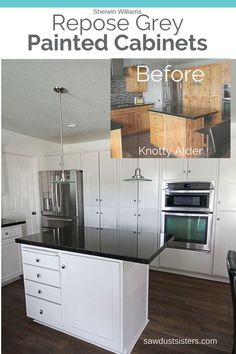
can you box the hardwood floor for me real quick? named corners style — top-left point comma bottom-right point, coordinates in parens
top-left (2, 271), bottom-right (233, 354)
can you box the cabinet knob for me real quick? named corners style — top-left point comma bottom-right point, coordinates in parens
top-left (96, 212), bottom-right (99, 214)
top-left (138, 214), bottom-right (141, 217)
top-left (38, 289), bottom-right (42, 294)
top-left (36, 258), bottom-right (40, 263)
top-left (138, 200), bottom-right (141, 203)
top-left (61, 265), bottom-right (66, 269)
top-left (100, 212), bottom-right (103, 215)
top-left (39, 309), bottom-right (43, 315)
top-left (96, 198), bottom-right (99, 201)
top-left (134, 199), bottom-right (136, 202)
top-left (5, 232), bottom-right (8, 235)
top-left (183, 170), bottom-right (186, 173)
top-left (218, 201), bottom-right (221, 204)
top-left (134, 214), bottom-right (137, 216)
top-left (217, 218), bottom-right (220, 221)
top-left (188, 170), bottom-right (191, 173)
top-left (36, 273), bottom-right (41, 278)
top-left (100, 199), bottom-right (102, 202)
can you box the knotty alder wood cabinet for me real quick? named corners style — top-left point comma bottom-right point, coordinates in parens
top-left (125, 66), bottom-right (147, 93)
top-left (150, 112), bottom-right (204, 157)
top-left (111, 105), bottom-right (152, 137)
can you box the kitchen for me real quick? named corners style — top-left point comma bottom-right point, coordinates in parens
top-left (1, 59), bottom-right (236, 354)
top-left (110, 58), bottom-right (231, 158)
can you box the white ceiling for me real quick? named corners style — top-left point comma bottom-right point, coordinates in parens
top-left (2, 59), bottom-right (110, 143)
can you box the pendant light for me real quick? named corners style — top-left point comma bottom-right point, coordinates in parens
top-left (51, 86), bottom-right (75, 184)
top-left (124, 168), bottom-right (152, 182)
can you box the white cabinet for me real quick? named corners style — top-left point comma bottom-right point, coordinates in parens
top-left (213, 212), bottom-right (236, 277)
top-left (117, 159), bottom-right (138, 208)
top-left (21, 245), bottom-right (149, 354)
top-left (138, 208), bottom-right (158, 233)
top-left (43, 153), bottom-right (81, 171)
top-left (81, 151), bottom-right (118, 229)
top-left (61, 252), bottom-right (121, 351)
top-left (81, 152), bottom-right (100, 207)
top-left (218, 158), bottom-right (236, 211)
top-left (118, 208), bottom-right (137, 231)
top-left (138, 159), bottom-right (159, 209)
top-left (1, 225), bottom-right (23, 285)
top-left (162, 159), bottom-right (218, 181)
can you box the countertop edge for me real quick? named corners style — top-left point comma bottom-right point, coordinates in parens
top-left (2, 220), bottom-right (26, 228)
top-left (148, 108), bottom-right (219, 120)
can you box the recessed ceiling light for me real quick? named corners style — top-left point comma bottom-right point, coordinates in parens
top-left (64, 123), bottom-right (77, 128)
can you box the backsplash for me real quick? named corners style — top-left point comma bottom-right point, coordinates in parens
top-left (111, 75), bottom-right (142, 107)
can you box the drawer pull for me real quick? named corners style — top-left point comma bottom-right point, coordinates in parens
top-left (36, 258), bottom-right (40, 263)
top-left (39, 309), bottom-right (43, 315)
top-left (37, 274), bottom-right (41, 278)
top-left (38, 289), bottom-right (42, 294)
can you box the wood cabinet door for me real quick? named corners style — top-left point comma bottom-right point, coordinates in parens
top-left (222, 62), bottom-right (231, 84)
top-left (136, 108), bottom-right (150, 132)
top-left (125, 66), bottom-right (147, 93)
top-left (61, 253), bottom-right (121, 351)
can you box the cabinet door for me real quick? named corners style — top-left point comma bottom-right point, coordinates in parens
top-left (117, 159), bottom-right (138, 208)
top-left (100, 207), bottom-right (117, 229)
top-left (61, 253), bottom-right (121, 351)
top-left (2, 237), bottom-right (22, 284)
top-left (218, 158), bottom-right (236, 211)
top-left (213, 212), bottom-right (236, 277)
top-left (138, 159), bottom-right (159, 209)
top-left (138, 208), bottom-right (158, 233)
top-left (118, 208), bottom-right (137, 231)
top-left (81, 152), bottom-right (99, 207)
top-left (162, 159), bottom-right (188, 181)
top-left (99, 151), bottom-right (117, 208)
top-left (84, 207), bottom-right (100, 227)
top-left (188, 159), bottom-right (218, 181)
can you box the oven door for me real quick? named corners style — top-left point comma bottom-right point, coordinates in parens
top-left (163, 190), bottom-right (214, 212)
top-left (162, 212), bottom-right (212, 251)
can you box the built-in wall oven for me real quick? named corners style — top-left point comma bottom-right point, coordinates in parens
top-left (162, 182), bottom-right (215, 251)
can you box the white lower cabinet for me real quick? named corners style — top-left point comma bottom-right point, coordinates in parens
top-left (61, 253), bottom-right (121, 351)
top-left (1, 225), bottom-right (23, 285)
top-left (159, 248), bottom-right (212, 275)
top-left (213, 211), bottom-right (236, 277)
top-left (21, 245), bottom-right (149, 354)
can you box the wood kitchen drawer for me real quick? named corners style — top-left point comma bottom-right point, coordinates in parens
top-left (150, 115), bottom-right (163, 129)
top-left (150, 133), bottom-right (163, 147)
top-left (1, 226), bottom-right (21, 240)
top-left (150, 126), bottom-right (163, 136)
top-left (25, 295), bottom-right (63, 329)
top-left (24, 279), bottom-right (61, 304)
top-left (23, 264), bottom-right (61, 287)
top-left (22, 249), bottom-right (59, 270)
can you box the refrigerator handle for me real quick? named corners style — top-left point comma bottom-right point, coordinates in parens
top-left (57, 184), bottom-right (62, 213)
top-left (55, 184), bottom-right (60, 212)
top-left (51, 183), bottom-right (57, 212)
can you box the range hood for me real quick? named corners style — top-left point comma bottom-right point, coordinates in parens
top-left (124, 168), bottom-right (152, 182)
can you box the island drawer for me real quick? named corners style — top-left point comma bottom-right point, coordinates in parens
top-left (24, 279), bottom-right (61, 304)
top-left (23, 264), bottom-right (61, 287)
top-left (151, 132), bottom-right (163, 146)
top-left (22, 249), bottom-right (59, 270)
top-left (150, 113), bottom-right (164, 129)
top-left (1, 226), bottom-right (21, 240)
top-left (26, 295), bottom-right (63, 329)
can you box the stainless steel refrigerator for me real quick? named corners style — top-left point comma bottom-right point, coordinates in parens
top-left (39, 170), bottom-right (84, 228)
top-left (162, 80), bottom-right (183, 105)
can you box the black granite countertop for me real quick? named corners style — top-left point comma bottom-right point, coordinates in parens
top-left (2, 218), bottom-right (26, 228)
top-left (15, 226), bottom-right (173, 264)
top-left (149, 104), bottom-right (218, 120)
top-left (111, 120), bottom-right (123, 130)
top-left (111, 103), bottom-right (154, 110)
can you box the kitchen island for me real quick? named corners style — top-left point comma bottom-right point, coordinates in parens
top-left (16, 227), bottom-right (173, 354)
top-left (148, 105), bottom-right (218, 157)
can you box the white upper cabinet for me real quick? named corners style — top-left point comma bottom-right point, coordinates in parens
top-left (138, 159), bottom-right (159, 209)
top-left (162, 159), bottom-right (188, 181)
top-left (81, 152), bottom-right (100, 207)
top-left (99, 151), bottom-right (117, 208)
top-left (162, 158), bottom-right (218, 182)
top-left (42, 153), bottom-right (81, 171)
top-left (117, 159), bottom-right (138, 208)
top-left (213, 211), bottom-right (236, 277)
top-left (218, 158), bottom-right (236, 211)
